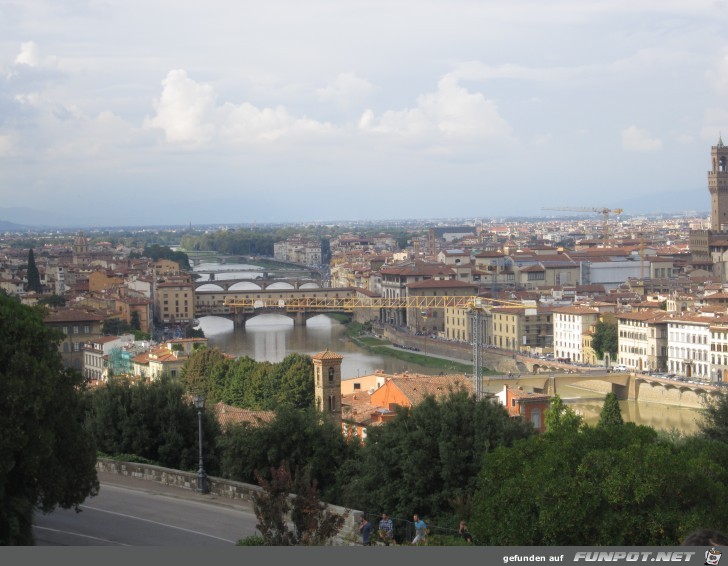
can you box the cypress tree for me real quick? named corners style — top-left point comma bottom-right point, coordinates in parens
top-left (597, 392), bottom-right (624, 427)
top-left (26, 248), bottom-right (42, 294)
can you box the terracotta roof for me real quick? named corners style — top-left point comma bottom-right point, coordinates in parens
top-left (387, 374), bottom-right (473, 405)
top-left (213, 403), bottom-right (275, 430)
top-left (312, 348), bottom-right (344, 361)
top-left (44, 308), bottom-right (105, 323)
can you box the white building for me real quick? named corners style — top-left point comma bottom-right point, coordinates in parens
top-left (667, 315), bottom-right (711, 380)
top-left (553, 305), bottom-right (599, 363)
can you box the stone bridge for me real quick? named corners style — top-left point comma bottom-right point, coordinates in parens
top-left (194, 277), bottom-right (321, 291)
top-left (483, 372), bottom-right (722, 409)
top-left (195, 287), bottom-right (359, 328)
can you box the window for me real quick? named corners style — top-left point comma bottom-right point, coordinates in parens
top-left (62, 326), bottom-right (69, 335)
top-left (328, 367), bottom-right (335, 383)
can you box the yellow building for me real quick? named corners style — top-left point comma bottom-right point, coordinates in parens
top-left (155, 280), bottom-right (194, 324)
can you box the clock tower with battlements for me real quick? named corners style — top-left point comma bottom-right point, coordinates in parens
top-left (710, 136), bottom-right (728, 231)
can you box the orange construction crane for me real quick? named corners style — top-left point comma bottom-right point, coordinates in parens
top-left (542, 206), bottom-right (624, 246)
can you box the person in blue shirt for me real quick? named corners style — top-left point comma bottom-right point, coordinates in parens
top-left (412, 514), bottom-right (428, 545)
top-left (359, 515), bottom-right (374, 546)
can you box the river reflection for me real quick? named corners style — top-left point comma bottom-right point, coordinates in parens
top-left (198, 314), bottom-right (705, 435)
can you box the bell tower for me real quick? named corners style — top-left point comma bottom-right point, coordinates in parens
top-left (709, 136), bottom-right (728, 231)
top-left (311, 349), bottom-right (343, 425)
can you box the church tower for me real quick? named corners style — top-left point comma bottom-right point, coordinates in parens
top-left (311, 349), bottom-right (343, 425)
top-left (709, 136), bottom-right (728, 231)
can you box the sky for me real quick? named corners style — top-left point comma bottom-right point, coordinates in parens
top-left (1, 1), bottom-right (728, 227)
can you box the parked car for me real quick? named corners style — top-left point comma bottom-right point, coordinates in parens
top-left (613, 365), bottom-right (628, 372)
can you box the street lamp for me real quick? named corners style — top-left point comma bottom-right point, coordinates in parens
top-left (193, 395), bottom-right (209, 494)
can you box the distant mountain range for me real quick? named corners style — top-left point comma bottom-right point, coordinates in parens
top-left (0, 207), bottom-right (87, 230)
top-left (0, 189), bottom-right (712, 231)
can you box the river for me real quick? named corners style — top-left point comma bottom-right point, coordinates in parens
top-left (196, 313), bottom-right (705, 435)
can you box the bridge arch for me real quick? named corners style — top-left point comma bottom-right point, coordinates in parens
top-left (229, 281), bottom-right (263, 291)
top-left (266, 282), bottom-right (296, 290)
top-left (197, 283), bottom-right (225, 292)
top-left (299, 282), bottom-right (320, 289)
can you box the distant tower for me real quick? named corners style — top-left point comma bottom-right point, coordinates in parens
top-left (72, 230), bottom-right (91, 267)
top-left (311, 349), bottom-right (343, 425)
top-left (709, 135), bottom-right (728, 231)
top-left (73, 230), bottom-right (89, 255)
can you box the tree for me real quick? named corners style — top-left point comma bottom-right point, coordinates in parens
top-left (340, 388), bottom-right (534, 523)
top-left (544, 394), bottom-right (584, 433)
top-left (698, 392), bottom-right (728, 444)
top-left (85, 377), bottom-right (221, 474)
top-left (38, 294), bottom-right (66, 307)
top-left (130, 310), bottom-right (141, 331)
top-left (252, 463), bottom-right (348, 545)
top-left (471, 424), bottom-right (728, 545)
top-left (0, 294), bottom-right (98, 544)
top-left (26, 248), bottom-right (42, 293)
top-left (181, 346), bottom-right (231, 399)
top-left (597, 392), bottom-right (624, 427)
top-left (591, 320), bottom-right (618, 360)
top-left (217, 405), bottom-right (355, 503)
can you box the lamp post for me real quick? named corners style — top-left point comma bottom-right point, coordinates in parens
top-left (194, 395), bottom-right (209, 494)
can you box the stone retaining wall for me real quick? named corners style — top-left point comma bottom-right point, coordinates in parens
top-left (96, 458), bottom-right (360, 544)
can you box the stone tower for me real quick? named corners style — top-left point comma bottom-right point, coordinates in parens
top-left (72, 230), bottom-right (91, 267)
top-left (311, 349), bottom-right (343, 425)
top-left (709, 136), bottom-right (728, 231)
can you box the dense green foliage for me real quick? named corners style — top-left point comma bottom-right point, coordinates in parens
top-left (181, 350), bottom-right (314, 410)
top-left (38, 294), bottom-right (66, 307)
top-left (339, 388), bottom-right (534, 523)
top-left (597, 392), bottom-right (624, 427)
top-left (471, 423), bottom-right (728, 545)
top-left (544, 394), bottom-right (584, 433)
top-left (0, 295), bottom-right (98, 544)
top-left (139, 244), bottom-right (191, 270)
top-left (698, 392), bottom-right (728, 444)
top-left (180, 228), bottom-right (301, 256)
top-left (218, 406), bottom-right (356, 503)
top-left (26, 248), bottom-right (42, 293)
top-left (592, 320), bottom-right (618, 360)
top-left (85, 377), bottom-right (221, 474)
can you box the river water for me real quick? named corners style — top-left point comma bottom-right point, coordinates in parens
top-left (197, 314), bottom-right (705, 435)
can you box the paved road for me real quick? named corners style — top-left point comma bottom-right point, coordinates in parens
top-left (32, 471), bottom-right (258, 546)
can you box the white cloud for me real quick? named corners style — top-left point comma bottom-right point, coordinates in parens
top-left (144, 70), bottom-right (333, 146)
top-left (144, 70), bottom-right (217, 144)
top-left (14, 41), bottom-right (41, 67)
top-left (358, 74), bottom-right (513, 147)
top-left (622, 125), bottom-right (663, 152)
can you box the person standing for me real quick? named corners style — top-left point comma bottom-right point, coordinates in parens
top-left (412, 514), bottom-right (428, 546)
top-left (359, 515), bottom-right (374, 546)
top-left (458, 520), bottom-right (473, 544)
top-left (378, 512), bottom-right (394, 546)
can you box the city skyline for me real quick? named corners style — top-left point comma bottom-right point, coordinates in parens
top-left (2, 1), bottom-right (727, 226)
